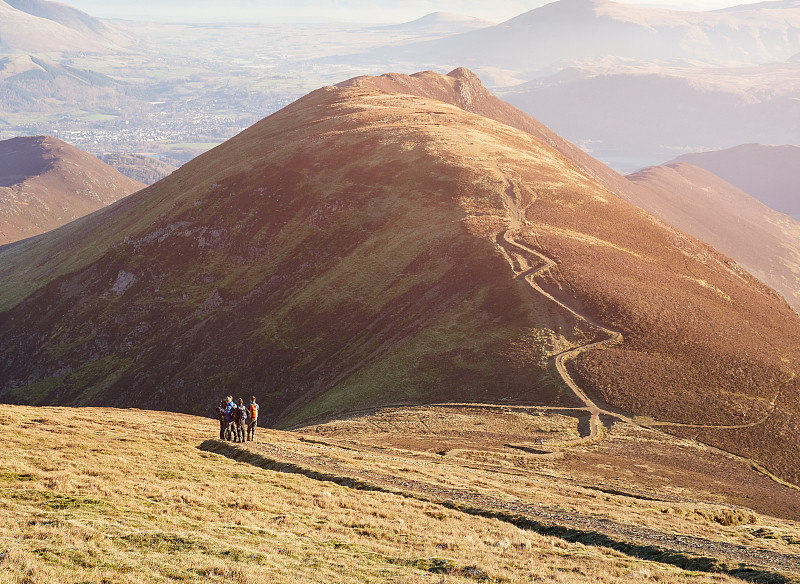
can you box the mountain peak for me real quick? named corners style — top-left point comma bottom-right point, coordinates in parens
top-left (447, 66), bottom-right (483, 83)
top-left (0, 0), bottom-right (127, 53)
top-left (0, 135), bottom-right (144, 245)
top-left (410, 11), bottom-right (489, 24)
top-left (370, 11), bottom-right (494, 33)
top-left (5, 0), bottom-right (109, 35)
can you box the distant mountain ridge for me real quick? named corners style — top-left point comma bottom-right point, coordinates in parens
top-left (6, 0), bottom-right (109, 35)
top-left (371, 0), bottom-right (800, 76)
top-left (370, 12), bottom-right (495, 34)
top-left (346, 0), bottom-right (800, 171)
top-left (502, 56), bottom-right (800, 171)
top-left (716, 0), bottom-right (800, 12)
top-left (0, 136), bottom-right (144, 245)
top-left (0, 0), bottom-right (126, 53)
top-left (626, 161), bottom-right (800, 312)
top-left (669, 144), bottom-right (800, 219)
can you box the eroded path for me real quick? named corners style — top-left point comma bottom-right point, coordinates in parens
top-left (496, 187), bottom-right (623, 443)
top-left (495, 185), bottom-right (786, 450)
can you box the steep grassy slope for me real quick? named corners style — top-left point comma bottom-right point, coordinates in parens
top-left (0, 136), bottom-right (144, 245)
top-left (0, 83), bottom-right (593, 419)
top-left (1, 70), bottom-right (799, 485)
top-left (627, 162), bottom-right (800, 312)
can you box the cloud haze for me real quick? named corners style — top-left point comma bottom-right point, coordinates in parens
top-left (65, 0), bottom-right (749, 23)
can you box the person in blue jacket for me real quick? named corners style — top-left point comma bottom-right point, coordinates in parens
top-left (223, 395), bottom-right (237, 441)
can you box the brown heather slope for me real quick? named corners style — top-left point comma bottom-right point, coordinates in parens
top-left (1, 70), bottom-right (800, 485)
top-left (671, 144), bottom-right (800, 220)
top-left (341, 68), bottom-right (640, 201)
top-left (0, 136), bottom-right (145, 245)
top-left (626, 162), bottom-right (800, 312)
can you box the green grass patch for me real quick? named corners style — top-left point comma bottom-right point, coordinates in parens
top-left (6, 375), bottom-right (64, 404)
top-left (5, 356), bottom-right (135, 406)
top-left (44, 494), bottom-right (116, 511)
top-left (387, 557), bottom-right (490, 580)
top-left (82, 113), bottom-right (119, 122)
top-left (2, 488), bottom-right (115, 512)
top-left (0, 471), bottom-right (37, 482)
top-left (121, 532), bottom-right (209, 553)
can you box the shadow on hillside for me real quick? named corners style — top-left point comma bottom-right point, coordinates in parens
top-left (199, 439), bottom-right (797, 584)
top-left (577, 414), bottom-right (592, 437)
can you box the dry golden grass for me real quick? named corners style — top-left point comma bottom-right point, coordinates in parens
top-left (1, 405), bottom-right (798, 583)
top-left (291, 406), bottom-right (800, 560)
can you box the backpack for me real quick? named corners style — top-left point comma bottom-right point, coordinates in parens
top-left (248, 402), bottom-right (258, 420)
top-left (236, 405), bottom-right (247, 423)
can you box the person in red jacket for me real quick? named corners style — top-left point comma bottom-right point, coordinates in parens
top-left (246, 396), bottom-right (259, 441)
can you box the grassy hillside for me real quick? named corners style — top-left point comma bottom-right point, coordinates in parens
top-left (2, 69), bottom-right (800, 487)
top-left (1, 405), bottom-right (799, 583)
top-left (626, 162), bottom-right (800, 313)
top-left (0, 84), bottom-right (596, 419)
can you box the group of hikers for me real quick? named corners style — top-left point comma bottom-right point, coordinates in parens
top-left (217, 395), bottom-right (259, 442)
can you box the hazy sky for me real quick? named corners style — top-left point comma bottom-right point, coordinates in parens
top-left (65, 0), bottom-right (748, 23)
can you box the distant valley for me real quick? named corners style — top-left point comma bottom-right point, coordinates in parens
top-left (1, 0), bottom-right (799, 175)
top-left (0, 3), bottom-right (505, 168)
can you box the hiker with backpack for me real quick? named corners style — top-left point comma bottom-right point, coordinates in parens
top-left (234, 398), bottom-right (248, 443)
top-left (216, 399), bottom-right (227, 440)
top-left (223, 395), bottom-right (237, 441)
top-left (246, 396), bottom-right (259, 441)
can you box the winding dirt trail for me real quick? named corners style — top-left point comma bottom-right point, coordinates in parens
top-left (497, 186), bottom-right (623, 443)
top-left (494, 184), bottom-right (799, 491)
